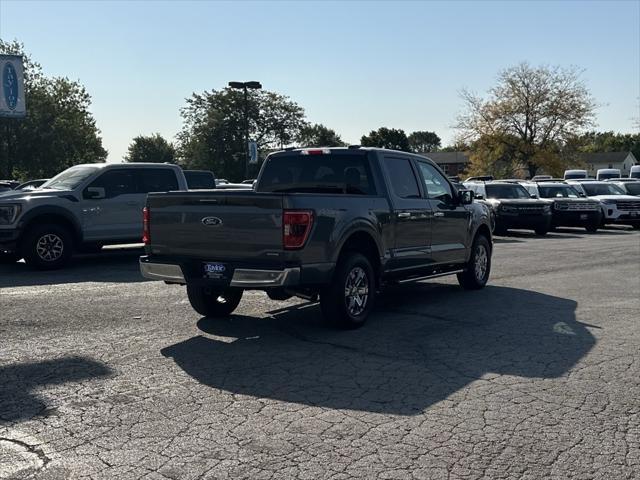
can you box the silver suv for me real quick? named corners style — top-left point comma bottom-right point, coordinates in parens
top-left (0, 163), bottom-right (187, 269)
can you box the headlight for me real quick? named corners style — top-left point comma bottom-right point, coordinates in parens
top-left (0, 205), bottom-right (21, 225)
top-left (499, 205), bottom-right (517, 213)
top-left (601, 199), bottom-right (617, 205)
top-left (554, 202), bottom-right (568, 210)
top-left (542, 205), bottom-right (551, 213)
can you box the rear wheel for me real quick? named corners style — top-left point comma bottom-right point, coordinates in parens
top-left (457, 235), bottom-right (491, 290)
top-left (633, 224), bottom-right (640, 230)
top-left (585, 223), bottom-right (599, 233)
top-left (22, 224), bottom-right (73, 270)
top-left (534, 226), bottom-right (549, 235)
top-left (320, 252), bottom-right (376, 329)
top-left (186, 286), bottom-right (243, 317)
top-left (493, 226), bottom-right (507, 236)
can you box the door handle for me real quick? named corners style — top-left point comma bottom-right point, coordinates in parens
top-left (397, 212), bottom-right (411, 219)
top-left (434, 212), bottom-right (445, 217)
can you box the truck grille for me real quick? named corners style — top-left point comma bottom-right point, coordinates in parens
top-left (555, 202), bottom-right (599, 211)
top-left (616, 200), bottom-right (640, 211)
top-left (517, 206), bottom-right (545, 213)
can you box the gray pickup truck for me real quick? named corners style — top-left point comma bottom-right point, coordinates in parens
top-left (0, 163), bottom-right (187, 269)
top-left (140, 147), bottom-right (493, 328)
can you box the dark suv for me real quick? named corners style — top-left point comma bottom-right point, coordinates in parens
top-left (463, 181), bottom-right (552, 235)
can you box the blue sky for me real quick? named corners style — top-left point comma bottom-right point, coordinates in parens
top-left (1, 0), bottom-right (638, 162)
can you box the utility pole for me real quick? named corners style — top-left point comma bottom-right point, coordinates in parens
top-left (228, 81), bottom-right (262, 180)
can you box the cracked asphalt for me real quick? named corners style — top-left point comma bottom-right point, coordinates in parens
top-left (1, 228), bottom-right (639, 479)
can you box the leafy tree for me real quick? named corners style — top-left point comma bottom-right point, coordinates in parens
top-left (456, 63), bottom-right (597, 178)
top-left (125, 133), bottom-right (176, 163)
top-left (576, 131), bottom-right (640, 161)
top-left (0, 40), bottom-right (107, 180)
top-left (297, 123), bottom-right (345, 147)
top-left (360, 127), bottom-right (410, 152)
top-left (408, 130), bottom-right (441, 153)
top-left (177, 88), bottom-right (306, 181)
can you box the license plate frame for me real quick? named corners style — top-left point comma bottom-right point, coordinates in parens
top-left (203, 262), bottom-right (228, 279)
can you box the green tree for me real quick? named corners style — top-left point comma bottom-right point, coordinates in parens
top-left (576, 131), bottom-right (640, 160)
top-left (125, 133), bottom-right (176, 163)
top-left (297, 123), bottom-right (345, 147)
top-left (360, 127), bottom-right (410, 151)
top-left (456, 63), bottom-right (597, 178)
top-left (0, 40), bottom-right (107, 180)
top-left (177, 88), bottom-right (306, 181)
top-left (407, 130), bottom-right (441, 153)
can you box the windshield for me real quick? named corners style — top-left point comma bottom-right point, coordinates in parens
top-left (564, 173), bottom-right (587, 179)
top-left (598, 172), bottom-right (620, 180)
top-left (184, 171), bottom-right (216, 189)
top-left (538, 185), bottom-right (580, 198)
top-left (630, 171), bottom-right (640, 179)
top-left (622, 183), bottom-right (640, 195)
top-left (485, 184), bottom-right (531, 199)
top-left (582, 183), bottom-right (626, 196)
top-left (41, 166), bottom-right (100, 190)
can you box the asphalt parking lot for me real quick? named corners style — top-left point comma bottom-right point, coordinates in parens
top-left (1, 228), bottom-right (639, 479)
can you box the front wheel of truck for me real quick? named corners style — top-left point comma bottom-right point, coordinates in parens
top-left (457, 234), bottom-right (491, 290)
top-left (320, 252), bottom-right (376, 329)
top-left (186, 286), bottom-right (243, 317)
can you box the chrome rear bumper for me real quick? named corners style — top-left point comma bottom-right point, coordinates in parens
top-left (139, 260), bottom-right (300, 288)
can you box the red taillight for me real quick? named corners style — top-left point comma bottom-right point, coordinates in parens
top-left (142, 207), bottom-right (150, 244)
top-left (283, 210), bottom-right (313, 249)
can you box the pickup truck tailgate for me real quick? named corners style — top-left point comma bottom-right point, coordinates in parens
top-left (147, 191), bottom-right (284, 263)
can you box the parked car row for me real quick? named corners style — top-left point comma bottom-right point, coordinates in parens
top-left (459, 176), bottom-right (640, 235)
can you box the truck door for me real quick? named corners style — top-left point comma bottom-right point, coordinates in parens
top-left (82, 169), bottom-right (141, 241)
top-left (382, 155), bottom-right (432, 271)
top-left (415, 161), bottom-right (470, 264)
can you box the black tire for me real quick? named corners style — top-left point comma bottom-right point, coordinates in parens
top-left (493, 226), bottom-right (507, 236)
top-left (320, 252), bottom-right (376, 329)
top-left (633, 224), bottom-right (640, 230)
top-left (585, 223), bottom-right (599, 233)
top-left (186, 286), bottom-right (243, 317)
top-left (21, 223), bottom-right (73, 270)
top-left (457, 235), bottom-right (491, 290)
top-left (534, 227), bottom-right (549, 236)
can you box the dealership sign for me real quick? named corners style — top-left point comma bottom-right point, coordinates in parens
top-left (0, 55), bottom-right (26, 118)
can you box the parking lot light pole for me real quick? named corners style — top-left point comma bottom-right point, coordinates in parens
top-left (228, 81), bottom-right (262, 179)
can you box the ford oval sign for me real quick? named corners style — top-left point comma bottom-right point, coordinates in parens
top-left (201, 216), bottom-right (223, 226)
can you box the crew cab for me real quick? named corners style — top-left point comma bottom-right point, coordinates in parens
top-left (567, 180), bottom-right (640, 229)
top-left (140, 147), bottom-right (493, 329)
top-left (521, 181), bottom-right (602, 232)
top-left (0, 163), bottom-right (187, 268)
top-left (463, 180), bottom-right (552, 235)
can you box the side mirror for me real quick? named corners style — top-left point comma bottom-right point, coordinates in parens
top-left (458, 189), bottom-right (475, 205)
top-left (475, 193), bottom-right (484, 200)
top-left (84, 187), bottom-right (105, 199)
top-left (578, 192), bottom-right (586, 197)
top-left (530, 194), bottom-right (538, 199)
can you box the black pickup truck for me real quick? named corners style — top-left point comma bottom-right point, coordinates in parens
top-left (140, 147), bottom-right (493, 328)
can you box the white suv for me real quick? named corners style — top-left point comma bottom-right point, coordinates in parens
top-left (566, 180), bottom-right (640, 229)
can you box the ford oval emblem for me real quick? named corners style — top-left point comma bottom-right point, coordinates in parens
top-left (201, 216), bottom-right (223, 226)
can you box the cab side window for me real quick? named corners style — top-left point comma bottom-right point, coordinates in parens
top-left (138, 169), bottom-right (179, 193)
top-left (383, 157), bottom-right (420, 199)
top-left (87, 170), bottom-right (137, 198)
top-left (417, 162), bottom-right (453, 202)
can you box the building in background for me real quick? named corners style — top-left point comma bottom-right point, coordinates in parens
top-left (420, 151), bottom-right (470, 177)
top-left (579, 152), bottom-right (637, 177)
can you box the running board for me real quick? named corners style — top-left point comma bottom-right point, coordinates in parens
top-left (395, 269), bottom-right (465, 285)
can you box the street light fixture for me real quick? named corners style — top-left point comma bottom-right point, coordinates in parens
top-left (228, 81), bottom-right (262, 179)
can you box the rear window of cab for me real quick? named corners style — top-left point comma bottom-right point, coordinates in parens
top-left (258, 153), bottom-right (376, 195)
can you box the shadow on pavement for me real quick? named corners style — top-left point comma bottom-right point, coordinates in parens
top-left (0, 356), bottom-right (112, 423)
top-left (162, 284), bottom-right (595, 415)
top-left (0, 247), bottom-right (147, 288)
